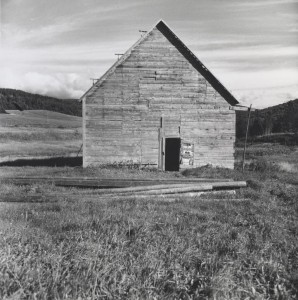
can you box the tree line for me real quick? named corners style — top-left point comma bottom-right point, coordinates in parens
top-left (0, 88), bottom-right (82, 116)
top-left (236, 99), bottom-right (298, 140)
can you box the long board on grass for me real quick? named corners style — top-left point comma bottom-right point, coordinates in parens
top-left (2, 177), bottom-right (246, 189)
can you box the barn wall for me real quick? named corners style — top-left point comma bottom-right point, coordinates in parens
top-left (84, 28), bottom-right (235, 169)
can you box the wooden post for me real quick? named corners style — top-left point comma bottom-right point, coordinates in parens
top-left (242, 104), bottom-right (252, 172)
top-left (159, 116), bottom-right (164, 170)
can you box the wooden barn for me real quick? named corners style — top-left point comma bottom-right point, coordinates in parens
top-left (81, 20), bottom-right (240, 170)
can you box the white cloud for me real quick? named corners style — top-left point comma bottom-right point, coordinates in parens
top-left (0, 0), bottom-right (297, 108)
top-left (2, 0), bottom-right (143, 48)
top-left (195, 46), bottom-right (298, 61)
top-left (233, 84), bottom-right (298, 108)
top-left (225, 69), bottom-right (298, 108)
top-left (2, 22), bottom-right (74, 47)
top-left (231, 0), bottom-right (297, 9)
top-left (205, 68), bottom-right (298, 108)
top-left (225, 68), bottom-right (298, 90)
top-left (0, 68), bottom-right (89, 99)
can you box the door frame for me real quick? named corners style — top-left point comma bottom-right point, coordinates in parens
top-left (158, 116), bottom-right (181, 171)
top-left (159, 135), bottom-right (181, 171)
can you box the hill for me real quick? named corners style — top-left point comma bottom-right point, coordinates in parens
top-left (0, 88), bottom-right (82, 116)
top-left (236, 99), bottom-right (298, 143)
top-left (1, 110), bottom-right (81, 128)
top-left (0, 109), bottom-right (82, 162)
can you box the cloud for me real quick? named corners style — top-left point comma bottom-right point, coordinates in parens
top-left (224, 69), bottom-right (298, 108)
top-left (0, 68), bottom-right (89, 99)
top-left (203, 46), bottom-right (298, 59)
top-left (23, 72), bottom-right (87, 98)
top-left (2, 22), bottom-right (74, 47)
top-left (193, 44), bottom-right (298, 75)
top-left (0, 0), bottom-right (297, 108)
top-left (1, 0), bottom-right (143, 48)
top-left (230, 0), bottom-right (298, 9)
top-left (224, 68), bottom-right (298, 90)
top-left (233, 84), bottom-right (298, 108)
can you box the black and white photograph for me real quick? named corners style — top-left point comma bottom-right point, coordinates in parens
top-left (0, 0), bottom-right (298, 299)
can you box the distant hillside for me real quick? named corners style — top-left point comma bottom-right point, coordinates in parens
top-left (236, 99), bottom-right (298, 142)
top-left (0, 88), bottom-right (82, 116)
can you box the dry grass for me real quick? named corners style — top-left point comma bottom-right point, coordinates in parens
top-left (0, 111), bottom-right (82, 162)
top-left (0, 187), bottom-right (297, 299)
top-left (0, 165), bottom-right (182, 180)
top-left (1, 147), bottom-right (298, 299)
top-left (0, 127), bottom-right (81, 142)
top-left (0, 110), bottom-right (81, 128)
top-left (0, 118), bottom-right (298, 299)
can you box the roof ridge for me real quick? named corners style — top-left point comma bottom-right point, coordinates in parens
top-left (155, 21), bottom-right (238, 106)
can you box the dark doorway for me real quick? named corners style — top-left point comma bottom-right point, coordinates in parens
top-left (165, 138), bottom-right (181, 171)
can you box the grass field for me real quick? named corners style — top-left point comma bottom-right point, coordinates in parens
top-left (1, 147), bottom-right (298, 299)
top-left (1, 110), bottom-right (81, 128)
top-left (0, 110), bottom-right (82, 162)
top-left (0, 111), bottom-right (298, 299)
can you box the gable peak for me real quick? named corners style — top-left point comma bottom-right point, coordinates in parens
top-left (81, 20), bottom-right (238, 106)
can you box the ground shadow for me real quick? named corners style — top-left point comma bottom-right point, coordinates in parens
top-left (0, 156), bottom-right (82, 167)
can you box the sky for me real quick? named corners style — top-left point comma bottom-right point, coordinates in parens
top-left (0, 0), bottom-right (297, 108)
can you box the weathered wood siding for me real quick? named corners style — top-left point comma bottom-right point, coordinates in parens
top-left (83, 27), bottom-right (236, 169)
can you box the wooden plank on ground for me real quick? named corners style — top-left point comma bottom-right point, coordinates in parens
top-left (1, 177), bottom-right (247, 192)
top-left (1, 176), bottom-right (234, 189)
top-left (92, 183), bottom-right (202, 194)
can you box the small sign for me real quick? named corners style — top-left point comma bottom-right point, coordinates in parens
top-left (180, 141), bottom-right (194, 165)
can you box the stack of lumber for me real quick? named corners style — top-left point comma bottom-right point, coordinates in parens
top-left (2, 177), bottom-right (245, 190)
top-left (88, 181), bottom-right (246, 200)
top-left (1, 176), bottom-right (247, 202)
top-left (1, 176), bottom-right (247, 200)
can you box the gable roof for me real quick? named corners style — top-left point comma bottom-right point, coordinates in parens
top-left (80, 20), bottom-right (239, 106)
